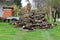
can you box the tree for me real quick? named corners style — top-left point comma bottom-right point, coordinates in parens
top-left (12, 0), bottom-right (22, 16)
top-left (48, 0), bottom-right (60, 22)
top-left (32, 0), bottom-right (48, 8)
top-left (13, 0), bottom-right (22, 7)
top-left (49, 0), bottom-right (60, 6)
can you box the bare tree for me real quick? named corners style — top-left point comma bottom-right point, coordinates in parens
top-left (32, 0), bottom-right (48, 8)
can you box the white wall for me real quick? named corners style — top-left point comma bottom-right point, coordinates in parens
top-left (0, 5), bottom-right (3, 17)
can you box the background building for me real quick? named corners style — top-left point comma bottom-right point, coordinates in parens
top-left (0, 0), bottom-right (13, 17)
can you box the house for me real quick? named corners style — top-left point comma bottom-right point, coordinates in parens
top-left (0, 0), bottom-right (13, 18)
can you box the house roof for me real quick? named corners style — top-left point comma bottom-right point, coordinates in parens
top-left (3, 6), bottom-right (13, 9)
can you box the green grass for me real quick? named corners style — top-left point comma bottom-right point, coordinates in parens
top-left (0, 22), bottom-right (60, 40)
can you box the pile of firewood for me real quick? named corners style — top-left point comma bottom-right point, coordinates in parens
top-left (15, 12), bottom-right (53, 31)
top-left (12, 12), bottom-right (53, 31)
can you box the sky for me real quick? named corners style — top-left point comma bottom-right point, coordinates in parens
top-left (21, 0), bottom-right (33, 7)
top-left (21, 0), bottom-right (28, 7)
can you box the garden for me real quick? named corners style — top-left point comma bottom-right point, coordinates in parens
top-left (0, 22), bottom-right (60, 40)
top-left (0, 0), bottom-right (60, 40)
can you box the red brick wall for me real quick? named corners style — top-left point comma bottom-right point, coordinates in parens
top-left (3, 9), bottom-right (12, 18)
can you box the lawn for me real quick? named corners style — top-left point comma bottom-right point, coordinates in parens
top-left (0, 22), bottom-right (60, 40)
